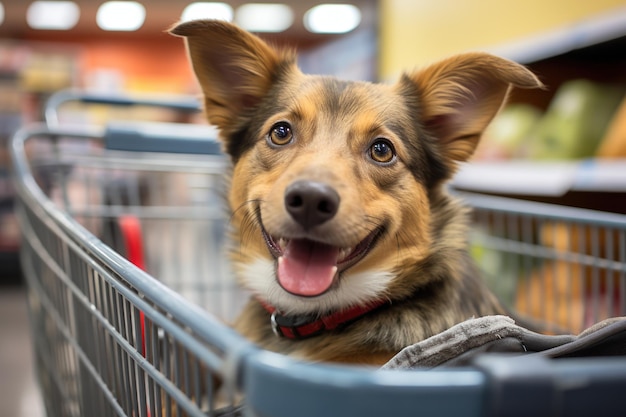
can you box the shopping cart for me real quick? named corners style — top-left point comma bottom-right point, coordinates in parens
top-left (10, 93), bottom-right (626, 417)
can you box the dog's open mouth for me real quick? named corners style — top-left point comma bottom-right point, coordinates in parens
top-left (261, 227), bottom-right (383, 297)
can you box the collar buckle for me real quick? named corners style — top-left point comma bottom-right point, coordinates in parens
top-left (270, 311), bottom-right (282, 337)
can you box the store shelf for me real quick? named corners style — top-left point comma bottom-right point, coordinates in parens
top-left (487, 5), bottom-right (626, 64)
top-left (453, 159), bottom-right (626, 197)
top-left (460, 7), bottom-right (626, 205)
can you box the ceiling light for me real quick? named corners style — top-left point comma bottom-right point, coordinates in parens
top-left (26, 1), bottom-right (80, 30)
top-left (181, 2), bottom-right (233, 22)
top-left (304, 4), bottom-right (361, 34)
top-left (0, 3), bottom-right (4, 27)
top-left (235, 3), bottom-right (293, 33)
top-left (97, 1), bottom-right (145, 31)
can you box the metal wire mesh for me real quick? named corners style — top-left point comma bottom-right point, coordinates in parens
top-left (27, 131), bottom-right (246, 321)
top-left (14, 126), bottom-right (249, 417)
top-left (464, 192), bottom-right (626, 333)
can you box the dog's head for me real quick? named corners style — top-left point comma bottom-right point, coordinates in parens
top-left (171, 20), bottom-right (542, 316)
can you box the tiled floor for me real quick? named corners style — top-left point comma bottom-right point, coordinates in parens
top-left (0, 286), bottom-right (46, 417)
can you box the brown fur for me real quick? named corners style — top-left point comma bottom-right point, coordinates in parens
top-left (170, 20), bottom-right (544, 366)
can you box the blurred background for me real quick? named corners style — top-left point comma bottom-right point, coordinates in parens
top-left (0, 1), bottom-right (625, 415)
top-left (0, 0), bottom-right (625, 280)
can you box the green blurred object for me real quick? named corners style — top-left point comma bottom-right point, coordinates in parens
top-left (482, 104), bottom-right (543, 159)
top-left (470, 228), bottom-right (520, 307)
top-left (529, 79), bottom-right (625, 160)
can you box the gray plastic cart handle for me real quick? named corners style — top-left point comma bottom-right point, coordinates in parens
top-left (44, 89), bottom-right (220, 155)
top-left (245, 351), bottom-right (626, 417)
top-left (104, 121), bottom-right (222, 155)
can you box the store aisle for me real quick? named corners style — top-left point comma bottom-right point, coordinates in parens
top-left (0, 286), bottom-right (45, 417)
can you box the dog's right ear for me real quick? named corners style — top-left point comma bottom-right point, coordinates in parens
top-left (170, 20), bottom-right (295, 134)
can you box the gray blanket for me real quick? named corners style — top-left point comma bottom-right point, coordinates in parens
top-left (382, 315), bottom-right (626, 370)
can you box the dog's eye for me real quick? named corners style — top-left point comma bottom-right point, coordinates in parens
top-left (369, 139), bottom-right (396, 164)
top-left (268, 122), bottom-right (293, 146)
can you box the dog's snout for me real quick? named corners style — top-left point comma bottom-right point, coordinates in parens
top-left (284, 180), bottom-right (340, 230)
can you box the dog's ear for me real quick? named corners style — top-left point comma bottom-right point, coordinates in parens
top-left (170, 20), bottom-right (295, 132)
top-left (405, 53), bottom-right (543, 165)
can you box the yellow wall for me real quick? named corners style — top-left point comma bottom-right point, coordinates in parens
top-left (380, 0), bottom-right (626, 79)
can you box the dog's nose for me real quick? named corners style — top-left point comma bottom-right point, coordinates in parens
top-left (284, 180), bottom-right (340, 230)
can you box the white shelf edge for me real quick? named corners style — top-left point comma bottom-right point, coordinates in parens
top-left (452, 159), bottom-right (626, 196)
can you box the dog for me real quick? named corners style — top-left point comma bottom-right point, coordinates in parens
top-left (170, 20), bottom-right (544, 366)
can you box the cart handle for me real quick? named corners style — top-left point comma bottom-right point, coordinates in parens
top-left (104, 121), bottom-right (222, 155)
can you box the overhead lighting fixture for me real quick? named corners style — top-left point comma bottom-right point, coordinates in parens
top-left (0, 3), bottom-right (4, 27)
top-left (304, 4), bottom-right (361, 34)
top-left (97, 1), bottom-right (146, 31)
top-left (235, 3), bottom-right (293, 33)
top-left (26, 1), bottom-right (80, 30)
top-left (181, 2), bottom-right (233, 22)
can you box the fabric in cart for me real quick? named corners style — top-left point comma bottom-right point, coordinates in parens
top-left (381, 315), bottom-right (626, 370)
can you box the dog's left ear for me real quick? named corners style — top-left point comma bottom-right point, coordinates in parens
top-left (405, 53), bottom-right (544, 165)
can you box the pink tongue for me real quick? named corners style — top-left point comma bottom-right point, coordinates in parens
top-left (277, 239), bottom-right (340, 297)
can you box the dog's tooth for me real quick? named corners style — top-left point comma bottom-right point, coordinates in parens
top-left (331, 266), bottom-right (338, 277)
top-left (278, 238), bottom-right (287, 249)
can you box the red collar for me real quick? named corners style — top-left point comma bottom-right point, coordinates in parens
top-left (261, 299), bottom-right (390, 339)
